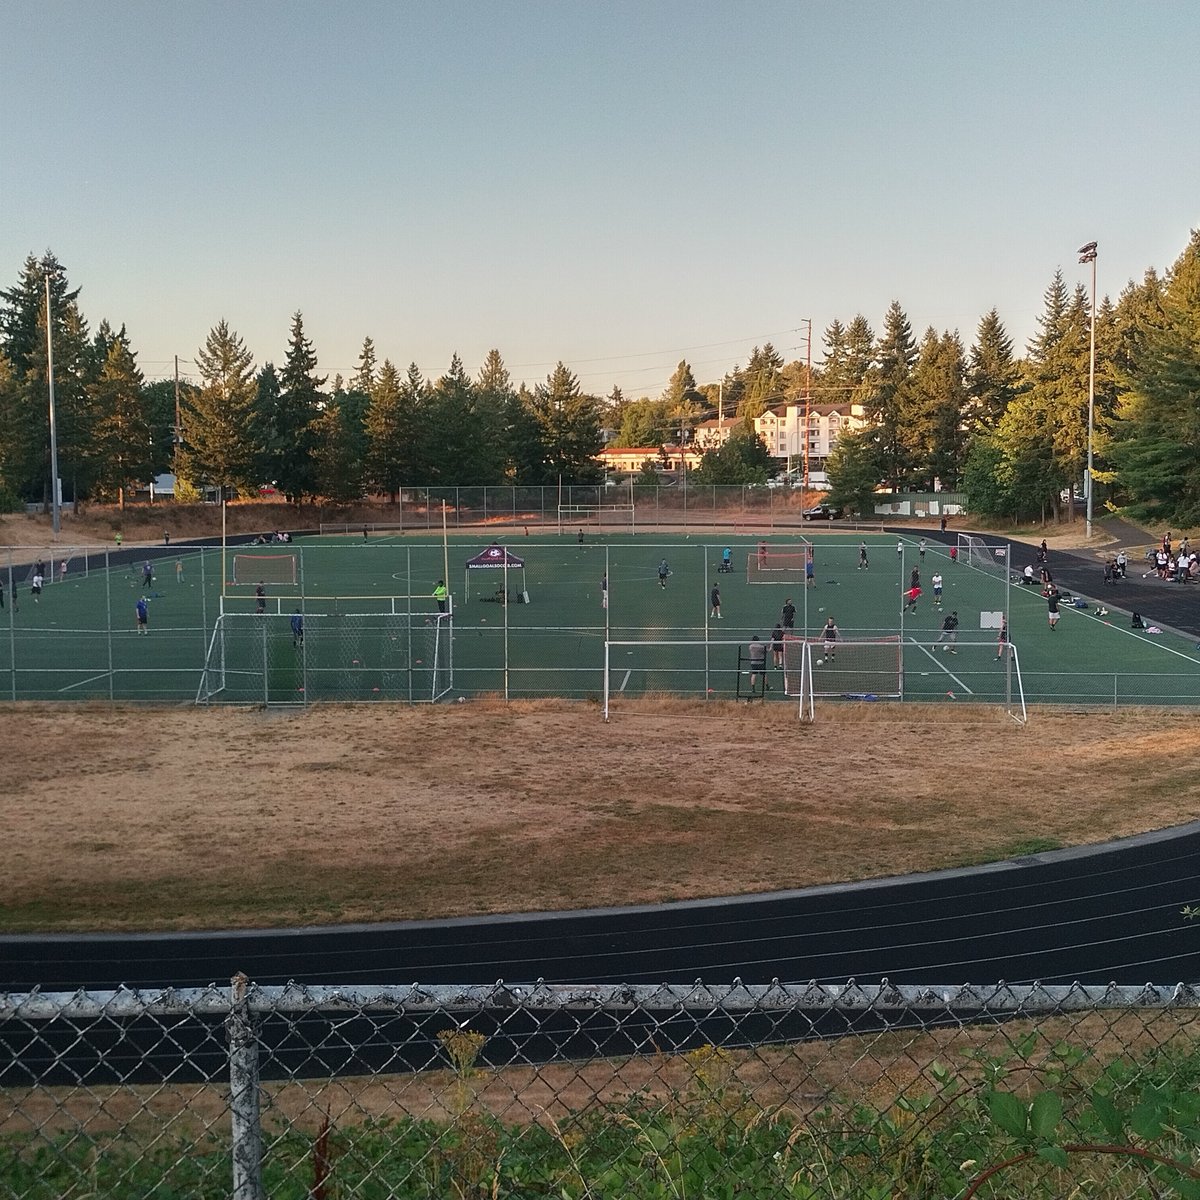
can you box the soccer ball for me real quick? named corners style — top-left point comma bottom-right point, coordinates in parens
top-left (942, 645), bottom-right (949, 652)
top-left (816, 658), bottom-right (824, 666)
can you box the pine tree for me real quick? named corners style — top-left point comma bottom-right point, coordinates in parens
top-left (427, 353), bottom-right (476, 484)
top-left (904, 329), bottom-right (968, 489)
top-left (273, 312), bottom-right (326, 502)
top-left (470, 349), bottom-right (512, 484)
top-left (966, 309), bottom-right (1019, 430)
top-left (91, 332), bottom-right (150, 508)
top-left (867, 301), bottom-right (918, 487)
top-left (736, 344), bottom-right (785, 420)
top-left (183, 320), bottom-right (261, 496)
top-left (1111, 230), bottom-right (1200, 522)
top-left (532, 363), bottom-right (603, 482)
top-left (353, 337), bottom-right (377, 393)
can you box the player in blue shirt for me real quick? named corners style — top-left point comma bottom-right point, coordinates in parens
top-left (290, 608), bottom-right (304, 648)
top-left (135, 596), bottom-right (149, 634)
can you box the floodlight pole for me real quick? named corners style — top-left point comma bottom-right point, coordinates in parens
top-left (44, 265), bottom-right (61, 537)
top-left (1078, 242), bottom-right (1098, 540)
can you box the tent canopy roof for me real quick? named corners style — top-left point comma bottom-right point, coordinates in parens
top-left (465, 544), bottom-right (525, 569)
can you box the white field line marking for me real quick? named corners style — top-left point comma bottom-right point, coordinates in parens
top-left (908, 638), bottom-right (974, 695)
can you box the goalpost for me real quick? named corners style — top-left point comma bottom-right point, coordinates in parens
top-left (556, 503), bottom-right (636, 534)
top-left (956, 534), bottom-right (1010, 579)
top-left (746, 539), bottom-right (813, 584)
top-left (230, 553), bottom-right (298, 586)
top-left (196, 611), bottom-right (453, 705)
top-left (783, 635), bottom-right (1027, 723)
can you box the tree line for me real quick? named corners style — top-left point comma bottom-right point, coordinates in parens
top-left (1, 231), bottom-right (1197, 523)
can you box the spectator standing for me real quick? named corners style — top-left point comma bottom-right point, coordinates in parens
top-left (747, 635), bottom-right (768, 694)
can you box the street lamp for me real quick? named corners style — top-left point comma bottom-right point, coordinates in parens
top-left (1078, 241), bottom-right (1098, 540)
top-left (42, 258), bottom-right (62, 537)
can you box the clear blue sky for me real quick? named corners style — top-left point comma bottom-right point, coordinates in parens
top-left (3, 0), bottom-right (1197, 396)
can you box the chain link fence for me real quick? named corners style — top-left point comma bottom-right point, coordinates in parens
top-left (4, 979), bottom-right (1200, 1198)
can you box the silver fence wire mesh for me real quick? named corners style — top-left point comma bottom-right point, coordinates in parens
top-left (4, 979), bottom-right (1200, 1199)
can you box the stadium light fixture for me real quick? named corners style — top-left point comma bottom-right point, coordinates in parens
top-left (1077, 242), bottom-right (1098, 540)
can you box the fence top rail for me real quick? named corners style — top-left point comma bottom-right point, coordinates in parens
top-left (5, 980), bottom-right (1198, 1020)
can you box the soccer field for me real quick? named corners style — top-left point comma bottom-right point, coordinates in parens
top-left (2, 531), bottom-right (1199, 708)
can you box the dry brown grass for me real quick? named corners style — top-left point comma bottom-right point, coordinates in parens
top-left (2, 701), bottom-right (1199, 934)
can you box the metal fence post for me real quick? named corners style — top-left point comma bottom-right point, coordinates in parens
top-left (228, 972), bottom-right (265, 1200)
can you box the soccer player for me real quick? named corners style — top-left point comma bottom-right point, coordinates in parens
top-left (995, 618), bottom-right (1009, 660)
top-left (433, 580), bottom-right (449, 613)
top-left (936, 610), bottom-right (959, 652)
top-left (896, 539), bottom-right (903, 558)
top-left (59, 560), bottom-right (67, 583)
top-left (781, 597), bottom-right (796, 631)
top-left (931, 571), bottom-right (943, 607)
top-left (255, 581), bottom-right (266, 614)
top-left (757, 541), bottom-right (768, 568)
top-left (805, 550), bottom-right (815, 588)
top-left (902, 584), bottom-right (921, 614)
top-left (658, 559), bottom-right (670, 589)
top-left (1046, 585), bottom-right (1061, 630)
top-left (290, 608), bottom-right (304, 647)
top-left (141, 560), bottom-right (153, 588)
top-left (710, 583), bottom-right (722, 619)
top-left (822, 617), bottom-right (839, 662)
top-left (771, 623), bottom-right (784, 668)
top-left (577, 529), bottom-right (584, 544)
top-left (31, 571), bottom-right (43, 602)
top-left (858, 542), bottom-right (869, 570)
top-left (720, 547), bottom-right (732, 573)
top-left (175, 559), bottom-right (184, 584)
top-left (600, 573), bottom-right (608, 610)
top-left (919, 537), bottom-right (927, 562)
top-left (747, 634), bottom-right (768, 694)
top-left (135, 596), bottom-right (149, 634)
top-left (910, 565), bottom-right (920, 590)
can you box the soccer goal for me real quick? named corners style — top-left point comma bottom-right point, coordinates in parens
top-left (956, 534), bottom-right (1009, 579)
top-left (196, 611), bottom-right (452, 705)
top-left (783, 635), bottom-right (903, 701)
top-left (746, 542), bottom-right (813, 584)
top-left (231, 553), bottom-right (298, 586)
top-left (556, 503), bottom-right (636, 533)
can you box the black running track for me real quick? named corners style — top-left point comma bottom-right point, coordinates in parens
top-left (5, 822), bottom-right (1200, 993)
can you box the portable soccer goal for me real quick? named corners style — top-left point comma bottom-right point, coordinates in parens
top-left (230, 553), bottom-right (298, 586)
top-left (196, 611), bottom-right (453, 705)
top-left (746, 541), bottom-right (813, 584)
top-left (782, 635), bottom-right (1027, 722)
top-left (955, 534), bottom-right (1009, 579)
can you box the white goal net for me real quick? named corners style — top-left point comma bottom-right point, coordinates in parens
top-left (197, 611), bottom-right (452, 705)
top-left (746, 544), bottom-right (813, 584)
top-left (231, 553), bottom-right (298, 585)
top-left (956, 534), bottom-right (1009, 579)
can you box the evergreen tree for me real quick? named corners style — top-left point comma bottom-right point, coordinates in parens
top-left (966, 308), bottom-right (1019, 429)
top-left (273, 311), bottom-right (326, 502)
top-left (427, 353), bottom-right (477, 483)
top-left (1019, 272), bottom-right (1092, 518)
top-left (91, 332), bottom-right (151, 508)
top-left (142, 378), bottom-right (192, 480)
top-left (736, 344), bottom-right (786, 420)
top-left (903, 329), bottom-right (968, 490)
top-left (353, 337), bottom-right (377, 393)
top-left (613, 398), bottom-right (671, 447)
top-left (1111, 230), bottom-right (1200, 522)
top-left (182, 320), bottom-right (261, 496)
top-left (0, 254), bottom-right (91, 505)
top-left (866, 302), bottom-right (918, 487)
top-left (471, 349), bottom-right (512, 484)
top-left (663, 359), bottom-right (704, 443)
top-left (363, 360), bottom-right (408, 503)
top-left (312, 392), bottom-right (365, 502)
top-left (532, 363), bottom-right (603, 482)
top-left (504, 383), bottom-right (550, 484)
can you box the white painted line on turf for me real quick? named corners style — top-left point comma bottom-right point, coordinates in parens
top-left (907, 638), bottom-right (974, 695)
top-left (620, 669), bottom-right (631, 692)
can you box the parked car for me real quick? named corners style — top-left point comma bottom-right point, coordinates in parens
top-left (801, 504), bottom-right (843, 521)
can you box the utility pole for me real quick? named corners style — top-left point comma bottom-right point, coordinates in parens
top-left (43, 261), bottom-right (61, 537)
top-left (174, 355), bottom-right (182, 482)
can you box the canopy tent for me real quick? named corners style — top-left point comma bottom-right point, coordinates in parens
top-left (464, 544), bottom-right (527, 600)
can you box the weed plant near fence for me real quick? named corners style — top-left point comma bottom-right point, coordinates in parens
top-left (4, 980), bottom-right (1200, 1199)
